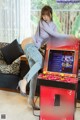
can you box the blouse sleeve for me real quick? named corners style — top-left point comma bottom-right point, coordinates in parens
top-left (40, 21), bottom-right (69, 38)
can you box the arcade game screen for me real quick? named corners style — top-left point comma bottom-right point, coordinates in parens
top-left (48, 50), bottom-right (75, 74)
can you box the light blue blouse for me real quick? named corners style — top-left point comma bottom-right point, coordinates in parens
top-left (33, 20), bottom-right (69, 49)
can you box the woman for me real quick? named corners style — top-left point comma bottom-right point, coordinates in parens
top-left (18, 5), bottom-right (70, 109)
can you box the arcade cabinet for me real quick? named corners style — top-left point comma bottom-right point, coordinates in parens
top-left (38, 37), bottom-right (79, 120)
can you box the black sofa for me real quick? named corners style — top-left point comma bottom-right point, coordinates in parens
top-left (0, 42), bottom-right (20, 90)
top-left (0, 42), bottom-right (40, 96)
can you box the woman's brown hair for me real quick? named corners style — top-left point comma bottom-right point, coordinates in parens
top-left (40, 5), bottom-right (53, 21)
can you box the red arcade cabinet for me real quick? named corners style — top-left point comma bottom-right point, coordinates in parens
top-left (38, 37), bottom-right (79, 120)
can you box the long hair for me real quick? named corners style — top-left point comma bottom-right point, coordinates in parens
top-left (40, 5), bottom-right (53, 21)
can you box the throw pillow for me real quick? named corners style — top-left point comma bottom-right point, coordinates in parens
top-left (1, 39), bottom-right (24, 64)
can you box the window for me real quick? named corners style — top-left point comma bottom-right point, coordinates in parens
top-left (31, 0), bottom-right (80, 38)
top-left (0, 0), bottom-right (80, 43)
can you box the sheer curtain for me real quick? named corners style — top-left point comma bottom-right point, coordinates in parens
top-left (0, 0), bottom-right (31, 43)
top-left (19, 0), bottom-right (31, 43)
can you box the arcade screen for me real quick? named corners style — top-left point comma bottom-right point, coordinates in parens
top-left (48, 50), bottom-right (75, 74)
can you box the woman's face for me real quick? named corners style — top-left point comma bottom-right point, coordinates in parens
top-left (42, 14), bottom-right (51, 22)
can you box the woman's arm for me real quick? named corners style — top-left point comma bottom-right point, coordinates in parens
top-left (40, 21), bottom-right (69, 38)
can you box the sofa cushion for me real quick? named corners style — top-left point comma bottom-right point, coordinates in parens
top-left (0, 42), bottom-right (8, 49)
top-left (0, 59), bottom-right (20, 75)
top-left (0, 43), bottom-right (9, 60)
top-left (0, 50), bottom-right (4, 60)
top-left (1, 39), bottom-right (24, 64)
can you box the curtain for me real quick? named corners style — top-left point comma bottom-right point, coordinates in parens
top-left (19, 0), bottom-right (31, 43)
top-left (0, 0), bottom-right (31, 43)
